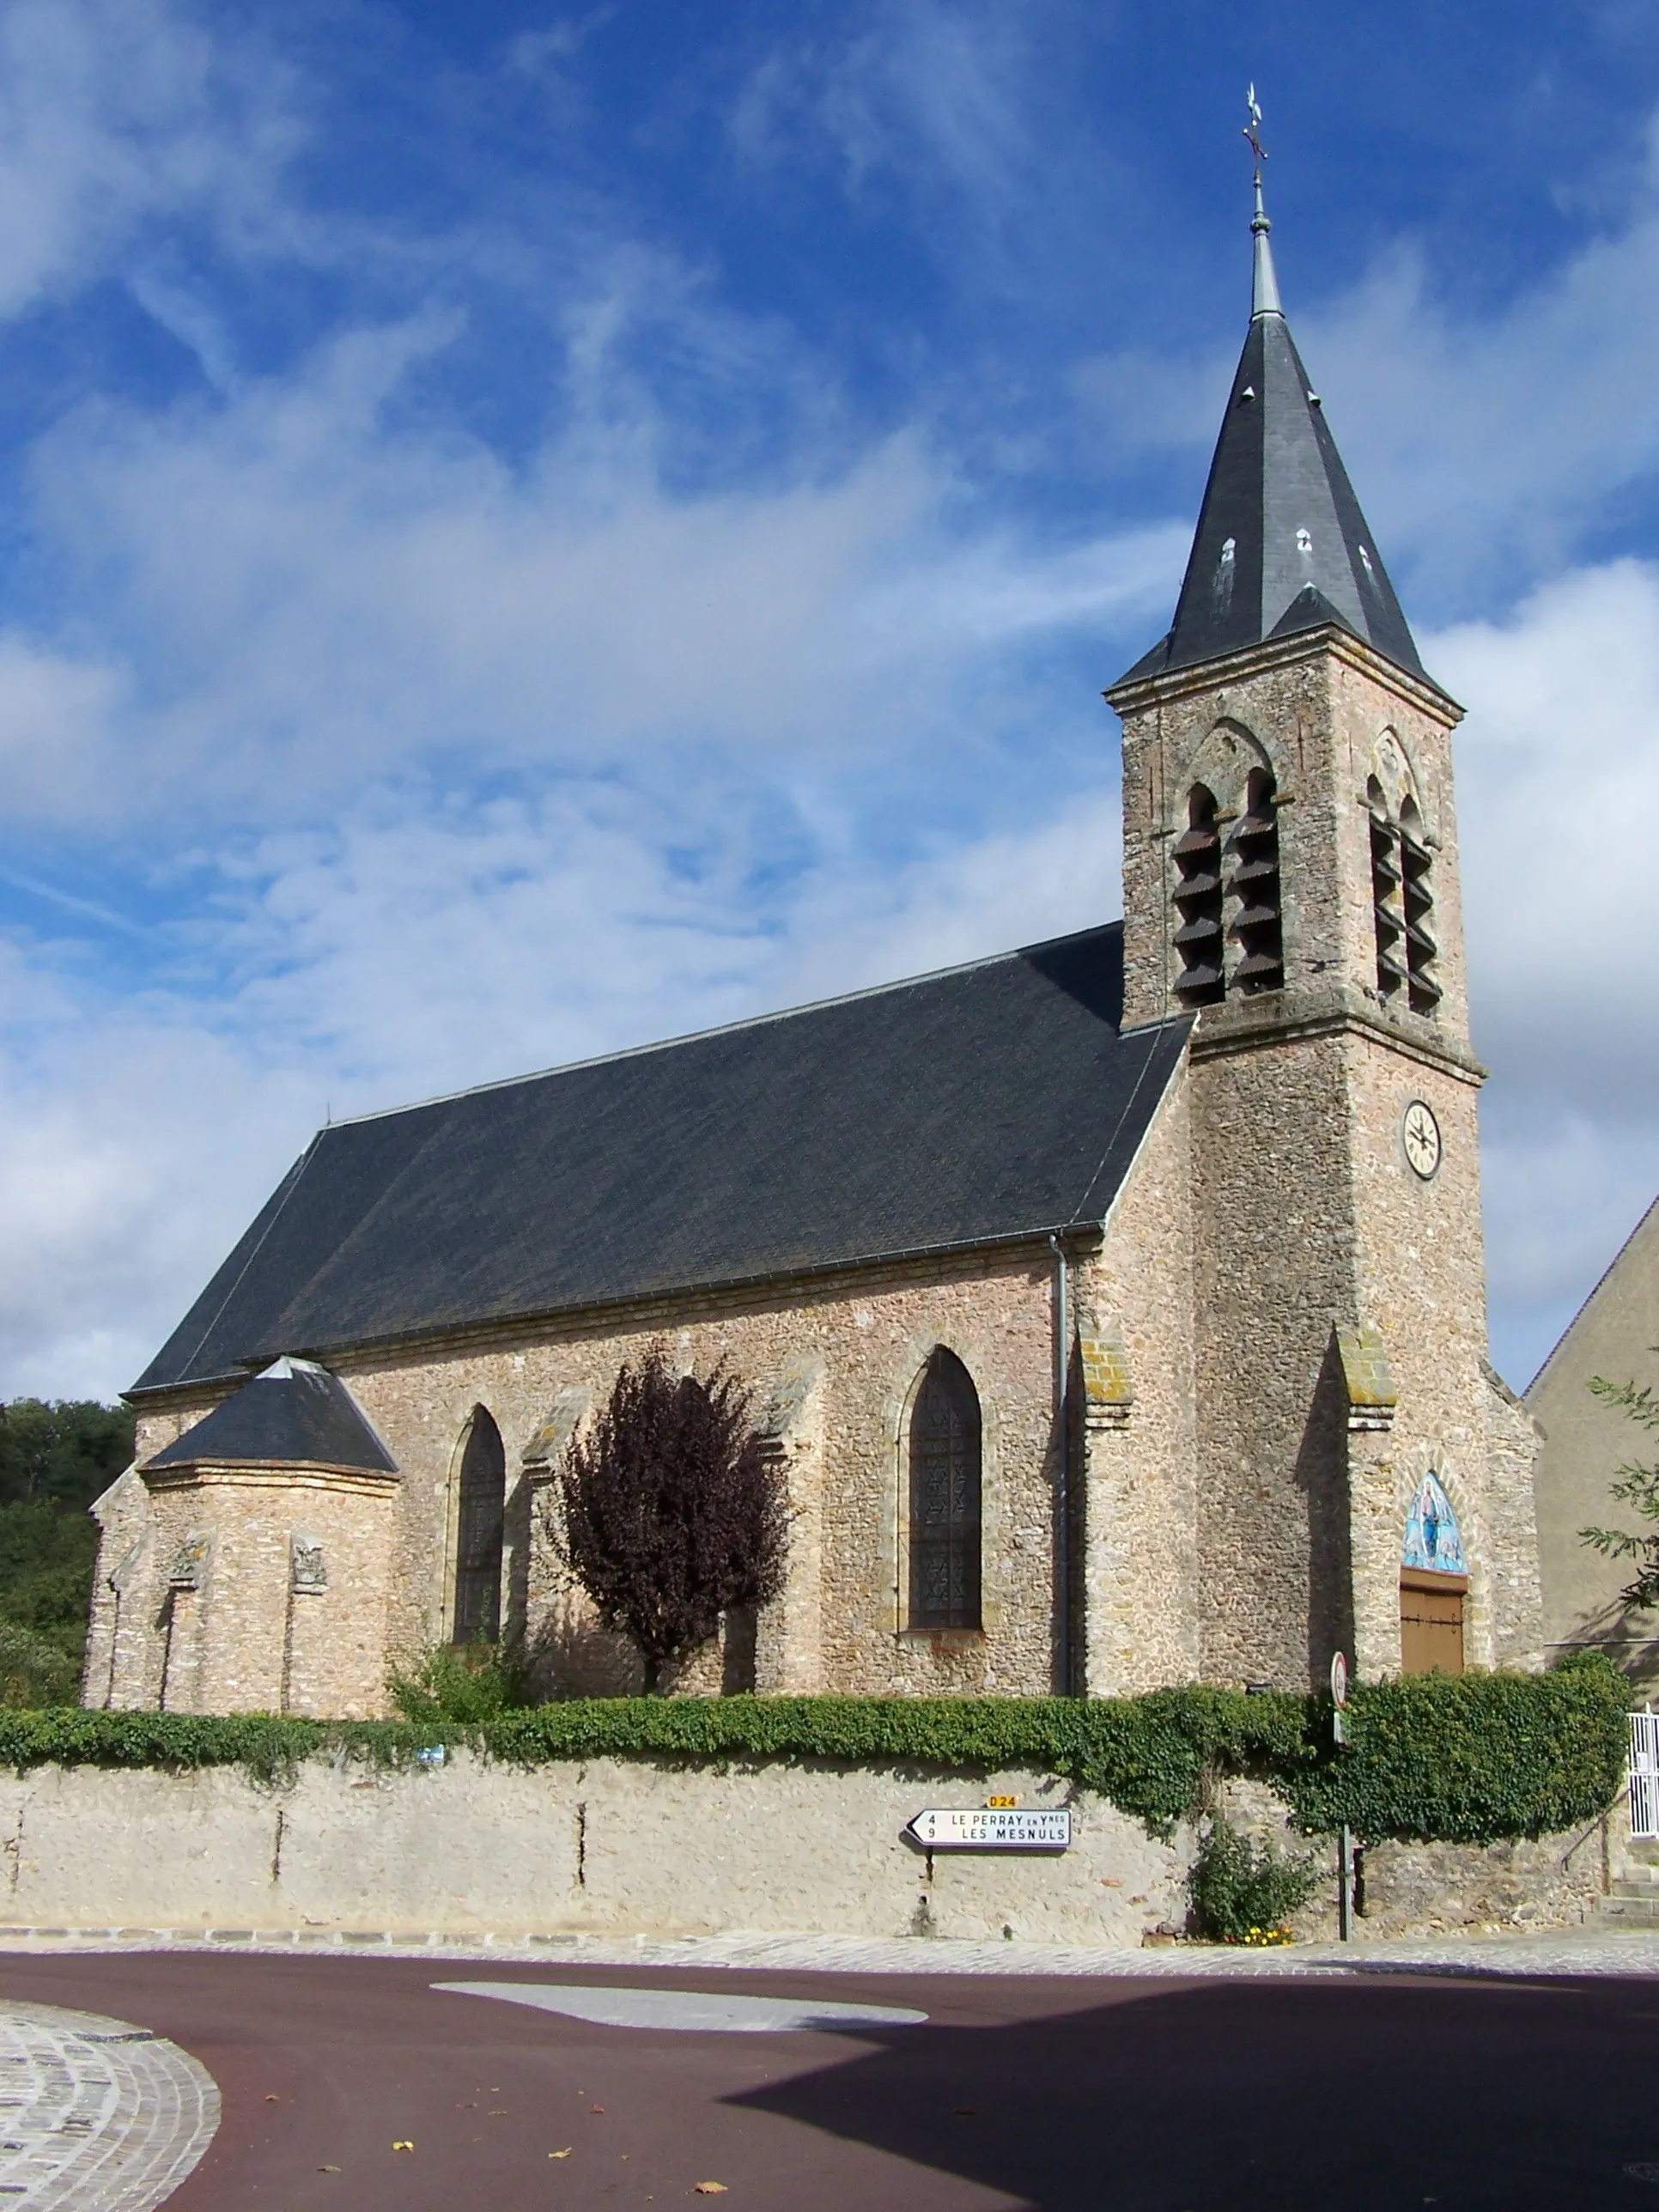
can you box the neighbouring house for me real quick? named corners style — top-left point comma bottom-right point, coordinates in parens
top-left (1528, 1194), bottom-right (1659, 1692)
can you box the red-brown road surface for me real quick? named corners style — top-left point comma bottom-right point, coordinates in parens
top-left (3, 1949), bottom-right (1658, 2209)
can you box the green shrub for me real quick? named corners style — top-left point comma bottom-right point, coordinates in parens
top-left (1284, 1653), bottom-right (1631, 1844)
top-left (1187, 1818), bottom-right (1320, 1942)
top-left (0, 1620), bottom-right (82, 1708)
top-left (387, 1642), bottom-right (532, 1724)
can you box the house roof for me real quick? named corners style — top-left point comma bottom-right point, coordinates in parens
top-left (131, 923), bottom-right (1189, 1396)
top-left (1116, 179), bottom-right (1424, 688)
top-left (143, 1357), bottom-right (398, 1473)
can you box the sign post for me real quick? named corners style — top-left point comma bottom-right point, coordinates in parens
top-left (1330, 1652), bottom-right (1352, 1942)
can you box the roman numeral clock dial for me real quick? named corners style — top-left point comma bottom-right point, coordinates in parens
top-left (1402, 1099), bottom-right (1443, 1181)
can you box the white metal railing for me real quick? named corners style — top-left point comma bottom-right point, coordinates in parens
top-left (1630, 1711), bottom-right (1659, 1839)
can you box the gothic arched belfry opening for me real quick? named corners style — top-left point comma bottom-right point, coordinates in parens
top-left (1104, 125), bottom-right (1543, 1687)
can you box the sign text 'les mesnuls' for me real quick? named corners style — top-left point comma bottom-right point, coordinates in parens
top-left (904, 1808), bottom-right (1072, 1851)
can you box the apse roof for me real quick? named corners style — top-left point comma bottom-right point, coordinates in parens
top-left (143, 1356), bottom-right (398, 1473)
top-left (131, 925), bottom-right (1189, 1396)
top-left (1118, 181), bottom-right (1424, 687)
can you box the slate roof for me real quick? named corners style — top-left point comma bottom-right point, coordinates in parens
top-left (143, 1357), bottom-right (398, 1473)
top-left (131, 925), bottom-right (1189, 1396)
top-left (1118, 214), bottom-right (1425, 686)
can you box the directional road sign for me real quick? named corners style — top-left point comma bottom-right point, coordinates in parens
top-left (904, 1808), bottom-right (1071, 1851)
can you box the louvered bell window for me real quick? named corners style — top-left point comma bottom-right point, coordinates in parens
top-left (1172, 786), bottom-right (1225, 1006)
top-left (908, 1350), bottom-right (982, 1632)
top-left (453, 1406), bottom-right (506, 1644)
top-left (1370, 785), bottom-right (1440, 1018)
top-left (1229, 770), bottom-right (1284, 994)
top-left (1399, 807), bottom-right (1441, 1015)
top-left (1370, 794), bottom-right (1407, 1002)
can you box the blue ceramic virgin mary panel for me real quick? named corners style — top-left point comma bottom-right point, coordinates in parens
top-left (1401, 1473), bottom-right (1466, 1576)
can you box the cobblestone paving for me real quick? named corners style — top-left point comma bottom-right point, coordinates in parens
top-left (0, 2002), bottom-right (217, 2210)
top-left (1, 1922), bottom-right (1658, 1979)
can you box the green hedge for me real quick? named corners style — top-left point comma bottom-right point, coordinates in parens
top-left (0, 1655), bottom-right (1627, 1846)
top-left (1283, 1656), bottom-right (1630, 1844)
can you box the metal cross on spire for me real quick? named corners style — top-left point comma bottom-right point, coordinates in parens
top-left (1242, 84), bottom-right (1282, 319)
top-left (1243, 82), bottom-right (1267, 176)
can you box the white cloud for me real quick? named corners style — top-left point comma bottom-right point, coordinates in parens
top-left (0, 295), bottom-right (1178, 835)
top-left (1431, 560), bottom-right (1659, 1384)
top-left (0, 0), bottom-right (300, 320)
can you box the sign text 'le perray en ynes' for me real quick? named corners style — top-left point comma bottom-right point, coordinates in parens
top-left (904, 1805), bottom-right (1072, 1851)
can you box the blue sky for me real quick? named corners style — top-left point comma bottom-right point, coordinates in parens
top-left (3, 0), bottom-right (1658, 1400)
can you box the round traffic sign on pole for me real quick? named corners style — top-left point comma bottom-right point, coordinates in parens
top-left (1329, 1651), bottom-right (1349, 1710)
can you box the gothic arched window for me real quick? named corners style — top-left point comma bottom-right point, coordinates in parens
top-left (453, 1406), bottom-right (506, 1644)
top-left (1172, 785), bottom-right (1225, 1006)
top-left (1230, 768), bottom-right (1284, 994)
top-left (908, 1350), bottom-right (982, 1632)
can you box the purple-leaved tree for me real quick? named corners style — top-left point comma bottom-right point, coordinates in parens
top-left (550, 1350), bottom-right (788, 1692)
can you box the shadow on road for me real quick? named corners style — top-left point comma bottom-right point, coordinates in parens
top-left (728, 1969), bottom-right (1659, 2210)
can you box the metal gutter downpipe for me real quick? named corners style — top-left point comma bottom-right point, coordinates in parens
top-left (1049, 1232), bottom-right (1073, 1697)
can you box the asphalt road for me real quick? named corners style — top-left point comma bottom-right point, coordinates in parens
top-left (3, 1950), bottom-right (1658, 2209)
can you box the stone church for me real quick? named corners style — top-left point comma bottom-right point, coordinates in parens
top-left (83, 179), bottom-right (1545, 1719)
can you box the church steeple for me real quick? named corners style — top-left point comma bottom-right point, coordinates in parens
top-left (1121, 150), bottom-right (1422, 684)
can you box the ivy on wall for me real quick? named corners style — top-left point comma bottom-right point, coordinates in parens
top-left (0, 1653), bottom-right (1626, 1847)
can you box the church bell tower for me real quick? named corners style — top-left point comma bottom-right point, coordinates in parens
top-left (1105, 143), bottom-right (1541, 1689)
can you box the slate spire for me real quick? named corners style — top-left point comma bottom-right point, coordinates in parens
top-left (1122, 154), bottom-right (1423, 684)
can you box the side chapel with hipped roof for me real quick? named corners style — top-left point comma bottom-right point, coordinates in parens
top-left (84, 166), bottom-right (1545, 1718)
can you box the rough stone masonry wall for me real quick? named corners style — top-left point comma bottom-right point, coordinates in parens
top-left (86, 1467), bottom-right (398, 1720)
top-left (0, 1755), bottom-right (1617, 1948)
top-left (118, 1249), bottom-right (1079, 1713)
top-left (1078, 1060), bottom-right (1200, 1694)
top-left (1188, 1030), bottom-right (1361, 1689)
top-left (1344, 1027), bottom-right (1543, 1680)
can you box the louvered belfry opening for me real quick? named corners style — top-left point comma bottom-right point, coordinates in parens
top-left (908, 1348), bottom-right (982, 1632)
top-left (1368, 778), bottom-right (1407, 1003)
top-left (453, 1405), bottom-right (506, 1643)
top-left (1398, 799), bottom-right (1441, 1015)
top-left (1171, 784), bottom-right (1225, 1005)
top-left (1369, 781), bottom-right (1439, 1017)
top-left (1229, 769), bottom-right (1284, 994)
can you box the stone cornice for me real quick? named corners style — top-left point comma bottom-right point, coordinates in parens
top-left (141, 1461), bottom-right (400, 1495)
top-left (1128, 986), bottom-right (1486, 1086)
top-left (1105, 623), bottom-right (1462, 726)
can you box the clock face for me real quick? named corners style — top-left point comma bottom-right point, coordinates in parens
top-left (1402, 1099), bottom-right (1443, 1180)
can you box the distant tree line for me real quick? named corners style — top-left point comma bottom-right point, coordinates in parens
top-left (0, 1400), bottom-right (134, 1704)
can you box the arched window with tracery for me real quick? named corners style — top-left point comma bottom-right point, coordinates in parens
top-left (453, 1405), bottom-right (506, 1644)
top-left (908, 1350), bottom-right (982, 1631)
top-left (1172, 784), bottom-right (1224, 1006)
top-left (1229, 768), bottom-right (1283, 994)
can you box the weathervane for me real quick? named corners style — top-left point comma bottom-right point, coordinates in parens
top-left (1243, 82), bottom-right (1267, 179)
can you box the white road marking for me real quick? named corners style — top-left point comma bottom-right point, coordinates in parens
top-left (433, 1980), bottom-right (927, 2032)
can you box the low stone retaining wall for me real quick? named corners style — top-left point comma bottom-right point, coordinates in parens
top-left (0, 1757), bottom-right (1618, 1947)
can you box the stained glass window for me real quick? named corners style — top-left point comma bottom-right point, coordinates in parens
top-left (453, 1406), bottom-right (506, 1643)
top-left (1401, 1472), bottom-right (1466, 1577)
top-left (908, 1350), bottom-right (981, 1632)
